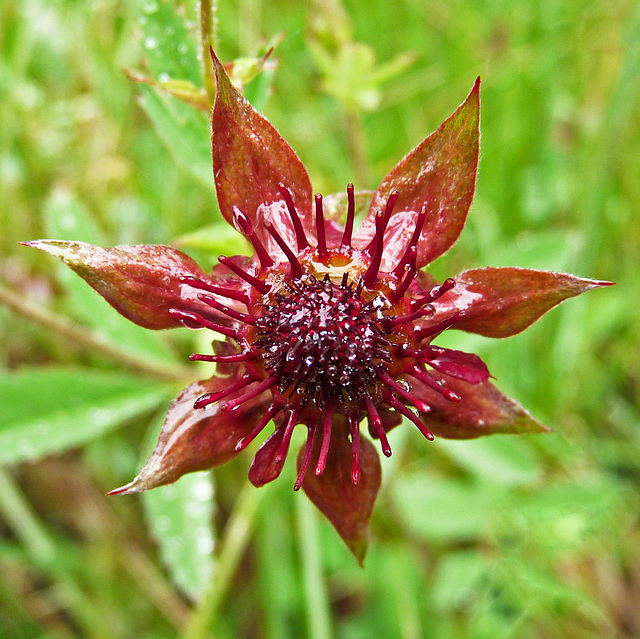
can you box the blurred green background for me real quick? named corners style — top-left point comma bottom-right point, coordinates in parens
top-left (1, 0), bottom-right (639, 637)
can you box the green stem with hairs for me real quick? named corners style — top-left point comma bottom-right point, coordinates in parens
top-left (200, 0), bottom-right (219, 106)
top-left (0, 281), bottom-right (190, 382)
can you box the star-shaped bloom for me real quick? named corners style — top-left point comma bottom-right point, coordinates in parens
top-left (26, 51), bottom-right (610, 563)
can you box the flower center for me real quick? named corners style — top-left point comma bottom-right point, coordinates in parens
top-left (254, 274), bottom-right (391, 409)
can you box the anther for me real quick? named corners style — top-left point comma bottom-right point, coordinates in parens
top-left (179, 276), bottom-right (251, 305)
top-left (365, 190), bottom-right (399, 255)
top-left (189, 350), bottom-right (257, 363)
top-left (383, 391), bottom-right (434, 440)
top-left (341, 183), bottom-right (355, 247)
top-left (315, 400), bottom-right (336, 475)
top-left (198, 294), bottom-right (258, 326)
top-left (392, 206), bottom-right (426, 279)
top-left (315, 193), bottom-right (328, 259)
top-left (168, 308), bottom-right (239, 338)
top-left (277, 183), bottom-right (309, 250)
top-left (219, 256), bottom-right (271, 294)
top-left (362, 210), bottom-right (387, 287)
top-left (221, 375), bottom-right (278, 411)
top-left (234, 401), bottom-right (283, 452)
top-left (413, 310), bottom-right (466, 341)
top-left (265, 223), bottom-right (303, 279)
top-left (193, 373), bottom-right (255, 409)
top-left (406, 365), bottom-right (461, 402)
top-left (232, 206), bottom-right (274, 269)
top-left (364, 395), bottom-right (392, 457)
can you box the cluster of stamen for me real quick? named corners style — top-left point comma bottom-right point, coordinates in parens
top-left (170, 182), bottom-right (464, 489)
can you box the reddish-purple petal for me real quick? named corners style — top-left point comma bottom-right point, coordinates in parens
top-left (298, 419), bottom-right (381, 566)
top-left (24, 240), bottom-right (215, 329)
top-left (108, 375), bottom-right (269, 495)
top-left (353, 78), bottom-right (480, 269)
top-left (211, 50), bottom-right (313, 242)
top-left (424, 347), bottom-right (491, 384)
top-left (248, 426), bottom-right (289, 487)
top-left (434, 267), bottom-right (613, 338)
top-left (412, 372), bottom-right (550, 440)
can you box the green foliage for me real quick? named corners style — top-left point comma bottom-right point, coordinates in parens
top-left (0, 0), bottom-right (638, 637)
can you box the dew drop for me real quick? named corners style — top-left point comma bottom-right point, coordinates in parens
top-left (143, 1), bottom-right (158, 13)
top-left (144, 36), bottom-right (158, 49)
top-left (158, 72), bottom-right (170, 82)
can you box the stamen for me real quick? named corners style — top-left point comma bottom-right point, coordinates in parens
top-left (315, 194), bottom-right (328, 259)
top-left (273, 405), bottom-right (302, 464)
top-left (348, 413), bottom-right (361, 485)
top-left (385, 302), bottom-right (435, 329)
top-left (362, 210), bottom-right (387, 287)
top-left (388, 247), bottom-right (418, 304)
top-left (364, 395), bottom-right (392, 457)
top-left (168, 308), bottom-right (239, 339)
top-left (377, 371), bottom-right (432, 413)
top-left (294, 421), bottom-right (321, 491)
top-left (392, 205), bottom-right (426, 279)
top-left (406, 365), bottom-right (461, 402)
top-left (232, 206), bottom-right (274, 269)
top-left (413, 310), bottom-right (466, 341)
top-left (411, 278), bottom-right (456, 309)
top-left (189, 350), bottom-right (257, 363)
top-left (383, 391), bottom-right (434, 441)
top-left (265, 223), bottom-right (303, 279)
top-left (341, 183), bottom-right (355, 247)
top-left (193, 373), bottom-right (255, 409)
top-left (197, 294), bottom-right (258, 326)
top-left (221, 375), bottom-right (278, 411)
top-left (365, 190), bottom-right (399, 254)
top-left (315, 400), bottom-right (336, 475)
top-left (219, 256), bottom-right (271, 295)
top-left (278, 183), bottom-right (309, 250)
top-left (235, 401), bottom-right (283, 452)
top-left (179, 276), bottom-right (250, 305)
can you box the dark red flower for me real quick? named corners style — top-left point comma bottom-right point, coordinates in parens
top-left (25, 50), bottom-right (611, 563)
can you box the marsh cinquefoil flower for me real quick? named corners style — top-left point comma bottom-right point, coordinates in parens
top-left (27, 51), bottom-right (610, 562)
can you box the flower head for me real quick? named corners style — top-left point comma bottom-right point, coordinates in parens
top-left (25, 50), bottom-right (611, 563)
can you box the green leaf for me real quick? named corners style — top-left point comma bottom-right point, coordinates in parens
top-left (0, 369), bottom-right (169, 464)
top-left (139, 84), bottom-right (213, 188)
top-left (392, 475), bottom-right (507, 543)
top-left (142, 471), bottom-right (215, 601)
top-left (138, 0), bottom-right (201, 86)
top-left (436, 435), bottom-right (539, 487)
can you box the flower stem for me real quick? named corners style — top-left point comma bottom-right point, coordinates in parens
top-left (0, 281), bottom-right (190, 382)
top-left (295, 497), bottom-right (334, 639)
top-left (183, 483), bottom-right (263, 639)
top-left (342, 107), bottom-right (370, 188)
top-left (200, 0), bottom-right (218, 107)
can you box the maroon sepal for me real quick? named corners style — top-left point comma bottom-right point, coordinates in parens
top-left (211, 49), bottom-right (313, 245)
top-left (108, 374), bottom-right (268, 495)
top-left (353, 78), bottom-right (480, 270)
top-left (423, 346), bottom-right (491, 384)
top-left (436, 267), bottom-right (613, 338)
top-left (298, 419), bottom-right (381, 566)
top-left (413, 371), bottom-right (550, 439)
top-left (24, 241), bottom-right (212, 330)
top-left (248, 426), bottom-right (290, 487)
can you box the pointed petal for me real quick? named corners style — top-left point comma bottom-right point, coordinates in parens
top-left (248, 426), bottom-right (290, 487)
top-left (434, 267), bottom-right (614, 338)
top-left (412, 372), bottom-right (550, 440)
top-left (299, 420), bottom-right (381, 565)
top-left (353, 78), bottom-right (480, 269)
top-left (211, 50), bottom-right (313, 241)
top-left (24, 240), bottom-right (213, 329)
top-left (424, 347), bottom-right (491, 384)
top-left (108, 374), bottom-right (269, 495)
